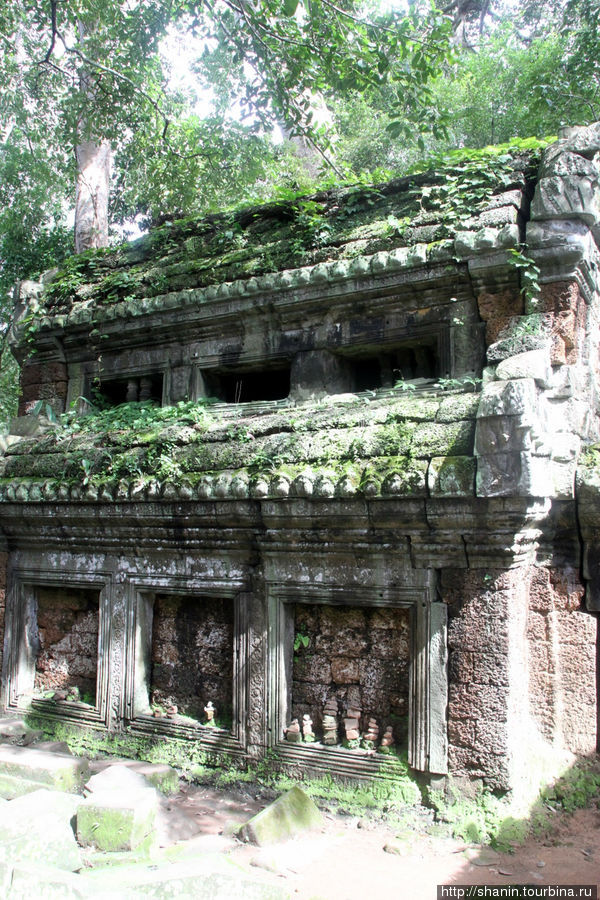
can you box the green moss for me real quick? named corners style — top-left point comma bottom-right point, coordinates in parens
top-left (2, 383), bottom-right (481, 494)
top-left (427, 778), bottom-right (531, 850)
top-left (428, 756), bottom-right (600, 851)
top-left (77, 797), bottom-right (156, 852)
top-left (240, 748), bottom-right (422, 817)
top-left (22, 715), bottom-right (225, 781)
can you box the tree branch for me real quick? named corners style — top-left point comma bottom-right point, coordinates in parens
top-left (36, 7), bottom-right (212, 163)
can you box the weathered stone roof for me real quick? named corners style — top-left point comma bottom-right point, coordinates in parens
top-left (0, 388), bottom-right (478, 502)
top-left (13, 143), bottom-right (540, 341)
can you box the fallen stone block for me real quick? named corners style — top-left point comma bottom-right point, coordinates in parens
top-left (81, 855), bottom-right (290, 899)
top-left (85, 763), bottom-right (158, 796)
top-left (238, 786), bottom-right (323, 846)
top-left (3, 862), bottom-right (88, 900)
top-left (0, 744), bottom-right (88, 796)
top-left (77, 789), bottom-right (158, 852)
top-left (0, 772), bottom-right (52, 799)
top-left (0, 788), bottom-right (82, 872)
top-left (32, 740), bottom-right (73, 755)
top-left (87, 758), bottom-right (179, 794)
top-left (20, 729), bottom-right (45, 746)
top-left (0, 718), bottom-right (30, 740)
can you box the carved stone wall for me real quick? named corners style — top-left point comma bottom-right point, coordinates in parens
top-left (3, 127), bottom-right (600, 795)
top-left (0, 551), bottom-right (7, 676)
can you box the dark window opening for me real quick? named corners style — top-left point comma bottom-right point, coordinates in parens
top-left (93, 373), bottom-right (164, 407)
top-left (344, 340), bottom-right (439, 392)
top-left (204, 366), bottom-right (291, 403)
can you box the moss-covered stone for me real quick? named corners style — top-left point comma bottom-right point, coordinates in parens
top-left (0, 384), bottom-right (481, 499)
top-left (0, 789), bottom-right (82, 871)
top-left (428, 455), bottom-right (476, 497)
top-left (0, 745), bottom-right (89, 794)
top-left (77, 791), bottom-right (157, 852)
top-left (238, 786), bottom-right (323, 846)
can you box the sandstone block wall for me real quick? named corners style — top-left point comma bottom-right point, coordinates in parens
top-left (18, 361), bottom-right (68, 417)
top-left (443, 568), bottom-right (512, 789)
top-left (527, 567), bottom-right (597, 754)
top-left (0, 552), bottom-right (6, 676)
top-left (291, 604), bottom-right (410, 745)
top-left (150, 593), bottom-right (234, 724)
top-left (34, 586), bottom-right (99, 699)
top-left (443, 565), bottom-right (597, 791)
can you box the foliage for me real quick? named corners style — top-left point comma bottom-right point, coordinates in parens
top-left (431, 25), bottom-right (571, 148)
top-left (434, 376), bottom-right (482, 392)
top-left (404, 141), bottom-right (546, 236)
top-left (2, 1), bottom-right (600, 421)
top-left (233, 747), bottom-right (423, 815)
top-left (428, 782), bottom-right (516, 847)
top-left (506, 246), bottom-right (542, 309)
top-left (62, 398), bottom-right (213, 436)
top-left (293, 631), bottom-right (310, 653)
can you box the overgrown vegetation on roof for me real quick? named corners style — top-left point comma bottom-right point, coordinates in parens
top-left (38, 141), bottom-right (544, 317)
top-left (0, 389), bottom-right (478, 498)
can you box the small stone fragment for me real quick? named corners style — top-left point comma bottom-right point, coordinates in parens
top-left (463, 847), bottom-right (501, 867)
top-left (362, 717), bottom-right (379, 749)
top-left (302, 714), bottom-right (315, 742)
top-left (322, 699), bottom-right (339, 745)
top-left (284, 718), bottom-right (302, 742)
top-left (379, 725), bottom-right (395, 754)
top-left (204, 700), bottom-right (216, 725)
top-left (383, 839), bottom-right (408, 856)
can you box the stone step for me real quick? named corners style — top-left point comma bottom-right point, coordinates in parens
top-left (0, 744), bottom-right (89, 798)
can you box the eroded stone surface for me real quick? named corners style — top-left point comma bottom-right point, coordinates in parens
top-left (0, 788), bottom-right (82, 871)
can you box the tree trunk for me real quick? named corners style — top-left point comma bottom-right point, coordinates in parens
top-left (74, 17), bottom-right (111, 254)
top-left (74, 137), bottom-right (111, 253)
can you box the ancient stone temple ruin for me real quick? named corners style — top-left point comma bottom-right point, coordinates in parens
top-left (1, 124), bottom-right (599, 795)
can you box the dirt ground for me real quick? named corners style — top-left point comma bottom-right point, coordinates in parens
top-left (155, 781), bottom-right (600, 900)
